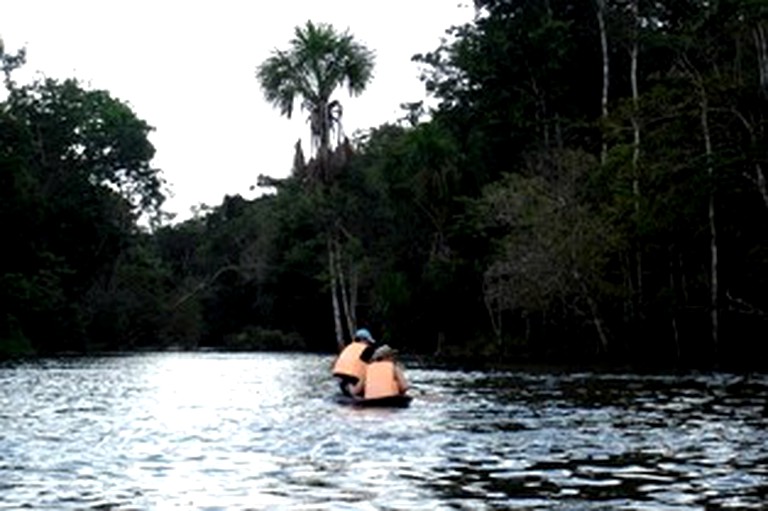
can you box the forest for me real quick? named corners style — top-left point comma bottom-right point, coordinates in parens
top-left (1, 0), bottom-right (767, 371)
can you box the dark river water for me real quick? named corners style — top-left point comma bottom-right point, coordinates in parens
top-left (1, 352), bottom-right (766, 510)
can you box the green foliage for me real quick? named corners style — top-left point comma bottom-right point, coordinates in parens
top-left (256, 21), bottom-right (374, 117)
top-left (417, 0), bottom-right (604, 189)
top-left (476, 149), bottom-right (624, 347)
top-left (0, 314), bottom-right (34, 358)
top-left (256, 21), bottom-right (375, 155)
top-left (222, 327), bottom-right (305, 351)
top-left (1, 72), bottom-right (166, 353)
top-left (5, 77), bottom-right (164, 218)
top-left (4, 4), bottom-right (767, 369)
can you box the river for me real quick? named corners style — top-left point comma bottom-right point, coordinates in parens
top-left (0, 352), bottom-right (766, 510)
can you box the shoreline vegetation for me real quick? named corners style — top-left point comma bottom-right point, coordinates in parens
top-left (3, 344), bottom-right (765, 376)
top-left (2, 2), bottom-right (767, 372)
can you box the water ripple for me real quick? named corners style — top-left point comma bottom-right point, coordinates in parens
top-left (1, 353), bottom-right (767, 510)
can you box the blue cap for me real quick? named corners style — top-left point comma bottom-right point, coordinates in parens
top-left (354, 328), bottom-right (373, 341)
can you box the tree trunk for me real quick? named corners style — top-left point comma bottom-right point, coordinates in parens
top-left (755, 162), bottom-right (768, 211)
top-left (573, 269), bottom-right (610, 354)
top-left (754, 23), bottom-right (768, 91)
top-left (435, 331), bottom-right (445, 355)
top-left (630, 0), bottom-right (643, 306)
top-left (334, 236), bottom-right (355, 341)
top-left (328, 235), bottom-right (345, 351)
top-left (596, 0), bottom-right (609, 165)
top-left (482, 277), bottom-right (503, 343)
top-left (669, 248), bottom-right (681, 361)
top-left (680, 55), bottom-right (719, 349)
top-left (349, 264), bottom-right (358, 333)
top-left (699, 87), bottom-right (719, 350)
top-left (752, 24), bottom-right (768, 208)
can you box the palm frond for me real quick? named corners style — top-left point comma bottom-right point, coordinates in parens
top-left (256, 20), bottom-right (375, 153)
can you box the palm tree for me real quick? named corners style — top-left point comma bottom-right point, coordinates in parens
top-left (256, 21), bottom-right (375, 350)
top-left (257, 20), bottom-right (374, 166)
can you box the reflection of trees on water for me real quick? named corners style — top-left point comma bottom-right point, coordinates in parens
top-left (417, 370), bottom-right (768, 509)
top-left (445, 372), bottom-right (768, 421)
top-left (424, 449), bottom-right (767, 509)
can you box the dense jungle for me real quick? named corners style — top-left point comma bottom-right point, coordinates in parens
top-left (2, 0), bottom-right (767, 371)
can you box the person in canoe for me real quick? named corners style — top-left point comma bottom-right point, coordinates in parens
top-left (332, 328), bottom-right (380, 397)
top-left (351, 344), bottom-right (409, 400)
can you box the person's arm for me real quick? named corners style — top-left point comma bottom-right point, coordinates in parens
top-left (394, 364), bottom-right (409, 394)
top-left (360, 342), bottom-right (379, 362)
top-left (350, 374), bottom-right (365, 397)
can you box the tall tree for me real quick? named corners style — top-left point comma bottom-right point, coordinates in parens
top-left (1, 76), bottom-right (165, 353)
top-left (256, 20), bottom-right (374, 178)
top-left (256, 21), bottom-right (375, 349)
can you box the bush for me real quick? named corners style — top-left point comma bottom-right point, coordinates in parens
top-left (222, 326), bottom-right (306, 351)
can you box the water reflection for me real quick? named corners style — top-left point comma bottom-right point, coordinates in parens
top-left (0, 353), bottom-right (766, 510)
top-left (424, 371), bottom-right (768, 510)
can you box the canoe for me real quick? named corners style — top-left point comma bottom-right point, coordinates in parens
top-left (334, 394), bottom-right (413, 408)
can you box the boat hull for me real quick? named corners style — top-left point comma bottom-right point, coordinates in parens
top-left (334, 394), bottom-right (413, 408)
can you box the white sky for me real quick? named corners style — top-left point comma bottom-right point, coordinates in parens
top-left (2, 1), bottom-right (474, 223)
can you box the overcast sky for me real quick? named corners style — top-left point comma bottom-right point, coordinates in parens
top-left (3, 1), bottom-right (475, 222)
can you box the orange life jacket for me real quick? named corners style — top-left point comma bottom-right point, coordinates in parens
top-left (332, 341), bottom-right (368, 381)
top-left (364, 360), bottom-right (400, 399)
